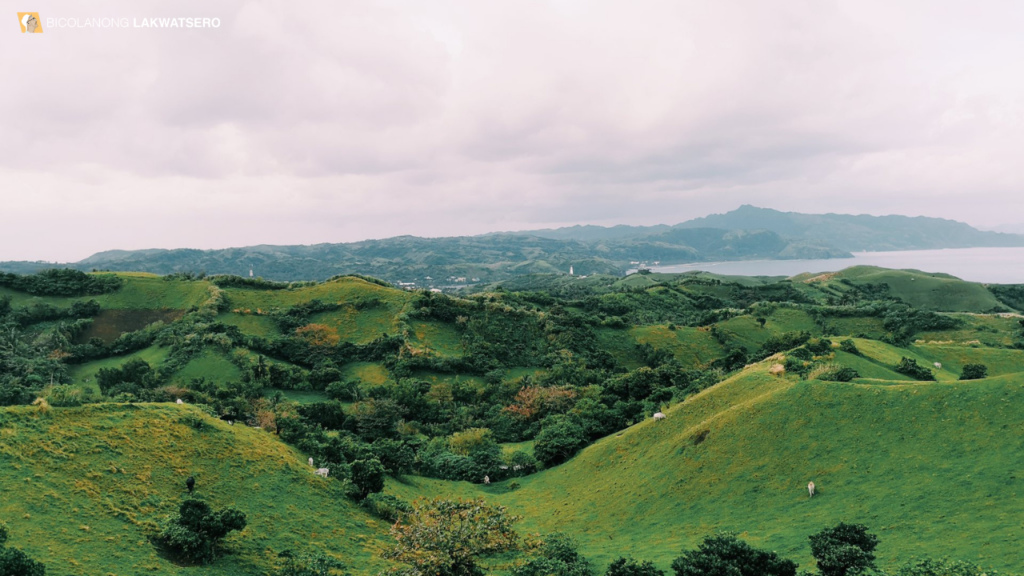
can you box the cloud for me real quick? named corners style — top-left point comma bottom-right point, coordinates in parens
top-left (1, 0), bottom-right (1023, 260)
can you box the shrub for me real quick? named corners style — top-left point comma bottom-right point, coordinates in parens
top-left (894, 357), bottom-right (935, 381)
top-left (960, 364), bottom-right (988, 381)
top-left (533, 417), bottom-right (588, 467)
top-left (809, 363), bottom-right (859, 382)
top-left (839, 339), bottom-right (860, 355)
top-left (0, 521), bottom-right (46, 576)
top-left (45, 385), bottom-right (83, 407)
top-left (895, 557), bottom-right (998, 576)
top-left (809, 523), bottom-right (879, 576)
top-left (606, 557), bottom-right (664, 576)
top-left (155, 499), bottom-right (247, 564)
top-left (350, 458), bottom-right (386, 499)
top-left (671, 533), bottom-right (796, 576)
top-left (361, 493), bottom-right (412, 522)
top-left (513, 532), bottom-right (592, 576)
top-left (274, 551), bottom-right (348, 576)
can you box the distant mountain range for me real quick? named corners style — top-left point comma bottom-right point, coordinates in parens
top-left (2, 206), bottom-right (1022, 283)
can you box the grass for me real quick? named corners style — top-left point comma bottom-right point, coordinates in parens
top-left (217, 312), bottom-right (280, 338)
top-left (1, 276), bottom-right (212, 310)
top-left (831, 266), bottom-right (1005, 312)
top-left (67, 345), bottom-right (172, 387)
top-left (169, 350), bottom-right (244, 386)
top-left (339, 362), bottom-right (391, 387)
top-left (222, 277), bottom-right (409, 312)
top-left (391, 365), bottom-right (1024, 573)
top-left (851, 339), bottom-right (961, 381)
top-left (630, 325), bottom-right (724, 369)
top-left (0, 404), bottom-right (389, 575)
top-left (408, 321), bottom-right (463, 357)
top-left (269, 389), bottom-right (330, 404)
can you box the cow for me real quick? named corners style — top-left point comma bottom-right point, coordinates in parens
top-left (176, 399), bottom-right (184, 405)
top-left (653, 412), bottom-right (666, 421)
top-left (308, 457), bottom-right (315, 467)
top-left (315, 468), bottom-right (330, 478)
top-left (484, 476), bottom-right (490, 485)
top-left (186, 476), bottom-right (195, 494)
top-left (808, 481), bottom-right (815, 498)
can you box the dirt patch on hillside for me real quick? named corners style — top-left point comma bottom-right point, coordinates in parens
top-left (74, 309), bottom-right (184, 344)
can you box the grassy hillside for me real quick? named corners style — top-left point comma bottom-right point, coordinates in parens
top-left (827, 266), bottom-right (1006, 312)
top-left (0, 404), bottom-right (389, 576)
top-left (393, 365), bottom-right (1024, 573)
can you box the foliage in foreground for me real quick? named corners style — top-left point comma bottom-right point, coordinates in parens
top-left (382, 498), bottom-right (522, 576)
top-left (809, 522), bottom-right (879, 576)
top-left (670, 533), bottom-right (797, 576)
top-left (0, 522), bottom-right (46, 576)
top-left (154, 499), bottom-right (247, 565)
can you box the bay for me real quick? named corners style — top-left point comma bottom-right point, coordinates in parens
top-left (649, 247), bottom-right (1024, 284)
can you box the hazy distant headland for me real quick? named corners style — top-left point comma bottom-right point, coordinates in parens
top-left (2, 206), bottom-right (1021, 285)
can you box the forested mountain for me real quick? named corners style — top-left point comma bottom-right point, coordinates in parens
top-left (0, 228), bottom-right (844, 283)
top-left (3, 206), bottom-right (1020, 283)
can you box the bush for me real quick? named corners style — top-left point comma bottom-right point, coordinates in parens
top-left (0, 521), bottom-right (46, 575)
top-left (809, 363), bottom-right (859, 382)
top-left (274, 551), bottom-right (348, 576)
top-left (45, 385), bottom-right (83, 407)
top-left (809, 522), bottom-right (879, 576)
top-left (0, 269), bottom-right (122, 296)
top-left (513, 532), bottom-right (592, 576)
top-left (155, 499), bottom-right (247, 564)
top-left (360, 493), bottom-right (412, 522)
top-left (839, 339), bottom-right (860, 355)
top-left (533, 417), bottom-right (589, 467)
top-left (960, 364), bottom-right (988, 381)
top-left (671, 533), bottom-right (796, 576)
top-left (350, 458), bottom-right (386, 499)
top-left (894, 357), bottom-right (935, 381)
top-left (895, 557), bottom-right (999, 576)
top-left (606, 557), bottom-right (664, 576)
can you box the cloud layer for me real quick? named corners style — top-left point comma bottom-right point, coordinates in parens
top-left (2, 0), bottom-right (1024, 260)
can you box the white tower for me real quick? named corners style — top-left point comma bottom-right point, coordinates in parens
top-left (569, 265), bottom-right (574, 276)
top-left (249, 266), bottom-right (254, 278)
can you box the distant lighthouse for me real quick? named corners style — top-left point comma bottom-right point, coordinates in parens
top-left (249, 266), bottom-right (254, 278)
top-left (569, 265), bottom-right (574, 276)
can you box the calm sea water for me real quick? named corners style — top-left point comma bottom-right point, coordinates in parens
top-left (649, 247), bottom-right (1024, 284)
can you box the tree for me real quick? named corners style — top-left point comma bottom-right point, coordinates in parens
top-left (959, 364), bottom-right (988, 381)
top-left (895, 557), bottom-right (991, 576)
top-left (382, 498), bottom-right (522, 576)
top-left (756, 317), bottom-right (767, 329)
top-left (893, 357), bottom-right (935, 381)
top-left (671, 533), bottom-right (797, 576)
top-left (606, 557), bottom-right (664, 576)
top-left (513, 533), bottom-right (592, 576)
top-left (808, 523), bottom-right (879, 576)
top-left (155, 499), bottom-right (247, 564)
top-left (274, 550), bottom-right (349, 576)
top-left (533, 416), bottom-right (588, 467)
top-left (350, 458), bottom-right (386, 499)
top-left (0, 522), bottom-right (46, 576)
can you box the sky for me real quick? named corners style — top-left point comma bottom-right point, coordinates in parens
top-left (3, 0), bottom-right (1024, 261)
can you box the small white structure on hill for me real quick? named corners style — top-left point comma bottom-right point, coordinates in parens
top-left (653, 412), bottom-right (666, 421)
top-left (569, 266), bottom-right (574, 276)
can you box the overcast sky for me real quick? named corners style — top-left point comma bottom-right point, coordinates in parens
top-left (3, 0), bottom-right (1024, 261)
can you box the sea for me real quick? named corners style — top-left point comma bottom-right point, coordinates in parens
top-left (648, 246), bottom-right (1024, 284)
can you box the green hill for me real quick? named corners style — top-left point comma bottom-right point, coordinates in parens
top-left (0, 404), bottom-right (388, 575)
top-left (393, 364), bottom-right (1024, 573)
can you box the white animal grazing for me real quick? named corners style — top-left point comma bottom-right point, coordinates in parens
top-left (653, 412), bottom-right (666, 421)
top-left (308, 457), bottom-right (314, 467)
top-left (176, 399), bottom-right (184, 405)
top-left (934, 362), bottom-right (942, 369)
top-left (315, 468), bottom-right (330, 478)
top-left (484, 475), bottom-right (490, 485)
top-left (808, 481), bottom-right (815, 498)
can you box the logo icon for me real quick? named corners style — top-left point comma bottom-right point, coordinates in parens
top-left (18, 12), bottom-right (42, 33)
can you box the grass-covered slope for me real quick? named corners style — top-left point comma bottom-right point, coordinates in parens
top-left (395, 365), bottom-right (1024, 573)
top-left (0, 404), bottom-right (389, 575)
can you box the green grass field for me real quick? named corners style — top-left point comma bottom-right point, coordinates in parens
top-left (0, 404), bottom-right (388, 575)
top-left (391, 364), bottom-right (1024, 573)
top-left (169, 350), bottom-right (244, 386)
top-left (830, 266), bottom-right (1006, 312)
